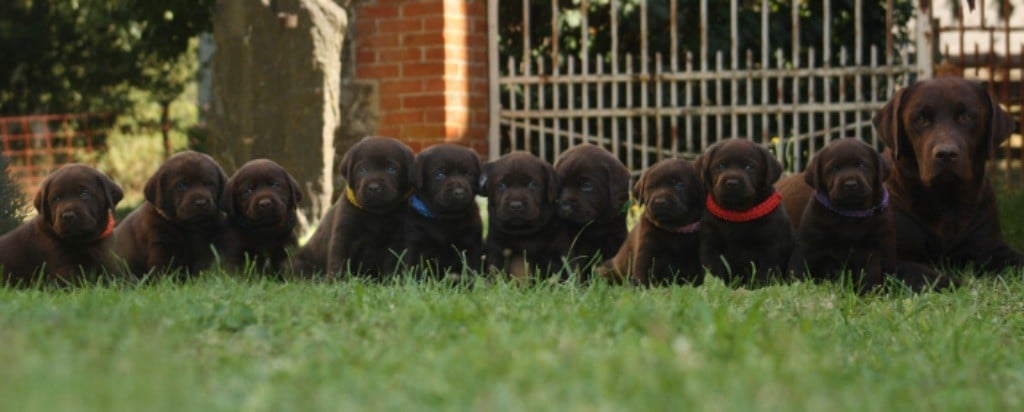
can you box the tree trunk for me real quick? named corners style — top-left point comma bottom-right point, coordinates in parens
top-left (160, 100), bottom-right (172, 159)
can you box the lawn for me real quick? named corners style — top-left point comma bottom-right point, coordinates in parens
top-left (1, 190), bottom-right (1024, 411)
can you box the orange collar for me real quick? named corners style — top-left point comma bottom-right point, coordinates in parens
top-left (345, 186), bottom-right (413, 211)
top-left (98, 210), bottom-right (115, 240)
top-left (706, 192), bottom-right (782, 222)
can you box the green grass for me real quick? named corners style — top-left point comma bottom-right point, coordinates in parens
top-left (1, 188), bottom-right (1023, 411)
top-left (2, 274), bottom-right (1024, 411)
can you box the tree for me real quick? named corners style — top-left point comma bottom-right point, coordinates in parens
top-left (0, 147), bottom-right (26, 234)
top-left (0, 0), bottom-right (214, 128)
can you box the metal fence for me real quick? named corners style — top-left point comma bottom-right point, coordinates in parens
top-left (0, 113), bottom-right (110, 194)
top-left (487, 0), bottom-right (930, 173)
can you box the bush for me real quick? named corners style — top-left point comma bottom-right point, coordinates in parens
top-left (0, 148), bottom-right (26, 234)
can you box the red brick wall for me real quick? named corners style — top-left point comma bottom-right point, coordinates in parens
top-left (354, 0), bottom-right (489, 156)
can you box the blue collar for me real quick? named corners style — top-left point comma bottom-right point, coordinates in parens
top-left (813, 188), bottom-right (889, 218)
top-left (410, 195), bottom-right (437, 219)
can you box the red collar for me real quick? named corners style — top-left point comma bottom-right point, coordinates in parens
top-left (98, 210), bottom-right (115, 240)
top-left (706, 192), bottom-right (782, 222)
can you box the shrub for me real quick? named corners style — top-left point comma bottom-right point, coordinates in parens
top-left (0, 147), bottom-right (26, 234)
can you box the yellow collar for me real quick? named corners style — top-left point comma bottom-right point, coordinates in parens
top-left (345, 185), bottom-right (414, 211)
top-left (345, 186), bottom-right (364, 210)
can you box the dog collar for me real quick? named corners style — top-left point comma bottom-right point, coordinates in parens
top-left (620, 198), bottom-right (633, 214)
top-left (409, 194), bottom-right (436, 219)
top-left (98, 210), bottom-right (115, 240)
top-left (345, 186), bottom-right (364, 210)
top-left (813, 188), bottom-right (889, 218)
top-left (645, 214), bottom-right (701, 234)
top-left (345, 186), bottom-right (414, 212)
top-left (706, 191), bottom-right (782, 222)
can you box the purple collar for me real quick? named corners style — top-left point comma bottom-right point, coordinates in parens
top-left (813, 188), bottom-right (889, 218)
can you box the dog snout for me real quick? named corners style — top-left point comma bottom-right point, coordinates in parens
top-left (452, 186), bottom-right (467, 199)
top-left (933, 144), bottom-right (960, 164)
top-left (193, 198), bottom-right (209, 207)
top-left (841, 179), bottom-right (859, 190)
top-left (256, 198), bottom-right (273, 210)
top-left (723, 177), bottom-right (741, 188)
top-left (60, 210), bottom-right (78, 224)
top-left (366, 182), bottom-right (382, 193)
top-left (508, 200), bottom-right (524, 212)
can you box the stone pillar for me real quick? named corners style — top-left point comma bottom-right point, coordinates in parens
top-left (206, 0), bottom-right (347, 222)
top-left (353, 0), bottom-right (489, 155)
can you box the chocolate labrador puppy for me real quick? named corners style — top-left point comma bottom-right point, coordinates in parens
top-left (403, 144), bottom-right (483, 276)
top-left (112, 151), bottom-right (228, 278)
top-left (220, 159), bottom-right (302, 273)
top-left (291, 136), bottom-right (414, 278)
top-left (779, 77), bottom-right (1022, 274)
top-left (480, 151), bottom-right (569, 279)
top-left (0, 164), bottom-right (123, 285)
top-left (554, 144), bottom-right (631, 277)
top-left (603, 158), bottom-right (704, 285)
top-left (697, 138), bottom-right (794, 286)
top-left (788, 139), bottom-right (896, 291)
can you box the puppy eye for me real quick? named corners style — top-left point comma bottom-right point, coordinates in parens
top-left (385, 165), bottom-right (398, 174)
top-left (271, 182), bottom-right (282, 188)
top-left (743, 164), bottom-right (756, 172)
top-left (79, 189), bottom-right (90, 199)
top-left (913, 113), bottom-right (930, 127)
top-left (672, 182), bottom-right (686, 191)
top-left (52, 195), bottom-right (62, 202)
top-left (434, 170), bottom-right (447, 180)
top-left (175, 182), bottom-right (188, 191)
top-left (715, 162), bottom-right (727, 171)
top-left (527, 180), bottom-right (539, 191)
top-left (957, 111), bottom-right (975, 123)
top-left (245, 185), bottom-right (256, 195)
top-left (496, 182), bottom-right (508, 191)
top-left (856, 161), bottom-right (868, 169)
top-left (357, 167), bottom-right (367, 176)
top-left (581, 182), bottom-right (594, 192)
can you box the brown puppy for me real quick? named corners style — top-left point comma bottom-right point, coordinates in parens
top-left (604, 159), bottom-right (704, 285)
top-left (788, 139), bottom-right (895, 291)
top-left (403, 144), bottom-right (483, 276)
top-left (697, 138), bottom-right (794, 286)
top-left (112, 151), bottom-right (228, 278)
top-left (292, 136), bottom-right (414, 278)
top-left (220, 159), bottom-right (302, 273)
top-left (779, 77), bottom-right (1022, 274)
top-left (0, 164), bottom-right (123, 285)
top-left (480, 151), bottom-right (569, 279)
top-left (554, 144), bottom-right (631, 276)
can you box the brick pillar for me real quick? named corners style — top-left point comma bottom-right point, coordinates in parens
top-left (354, 0), bottom-right (489, 155)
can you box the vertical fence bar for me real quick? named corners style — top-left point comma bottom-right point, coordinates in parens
top-left (871, 46), bottom-right (879, 149)
top-left (715, 51), bottom-right (723, 141)
top-left (580, 0), bottom-right (590, 146)
top-left (791, 0), bottom-right (801, 168)
top-left (670, 0), bottom-right (680, 156)
top-left (640, 0), bottom-right (650, 169)
top-left (566, 57), bottom-right (576, 154)
top-left (808, 47), bottom-right (817, 157)
top-left (656, 53), bottom-right (664, 161)
top-left (700, 0), bottom-right (709, 150)
top-left (507, 58), bottom-right (518, 152)
top-left (488, 0), bottom-right (500, 159)
top-left (610, 0), bottom-right (620, 159)
top-left (538, 58), bottom-right (548, 156)
top-left (685, 52), bottom-right (694, 153)
top-left (760, 0), bottom-right (769, 141)
top-left (854, 0), bottom-right (863, 142)
top-left (839, 47), bottom-right (848, 137)
top-left (596, 54), bottom-right (605, 149)
top-left (823, 0), bottom-right (833, 143)
top-left (626, 53), bottom-right (634, 171)
top-left (746, 50), bottom-right (754, 143)
top-left (775, 49), bottom-right (785, 158)
top-left (730, 0), bottom-right (739, 137)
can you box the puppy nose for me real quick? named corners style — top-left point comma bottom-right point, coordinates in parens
top-left (559, 202), bottom-right (573, 214)
top-left (193, 198), bottom-right (209, 207)
top-left (257, 198), bottom-right (272, 209)
top-left (509, 200), bottom-right (524, 212)
top-left (452, 187), bottom-right (467, 198)
top-left (934, 145), bottom-right (960, 163)
top-left (724, 178), bottom-right (741, 187)
top-left (61, 211), bottom-right (77, 223)
top-left (842, 180), bottom-right (859, 190)
top-left (367, 182), bottom-right (382, 193)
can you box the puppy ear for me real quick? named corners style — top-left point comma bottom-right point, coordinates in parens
top-left (761, 145), bottom-right (784, 186)
top-left (337, 144), bottom-right (358, 186)
top-left (211, 160), bottom-right (229, 205)
top-left (607, 161), bottom-right (631, 212)
top-left (410, 149), bottom-right (428, 191)
top-left (399, 142), bottom-right (416, 191)
top-left (873, 84), bottom-right (911, 160)
top-left (287, 173), bottom-right (303, 208)
top-left (803, 149), bottom-right (822, 190)
top-left (143, 166), bottom-right (164, 208)
top-left (632, 171), bottom-right (648, 206)
top-left (694, 142), bottom-right (718, 189)
top-left (97, 172), bottom-right (124, 211)
top-left (478, 161), bottom-right (494, 197)
top-left (469, 154), bottom-right (483, 196)
top-left (544, 162), bottom-right (560, 204)
top-left (219, 174), bottom-right (237, 215)
top-left (33, 175), bottom-right (51, 223)
top-left (875, 148), bottom-right (892, 189)
top-left (977, 82), bottom-right (1017, 159)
